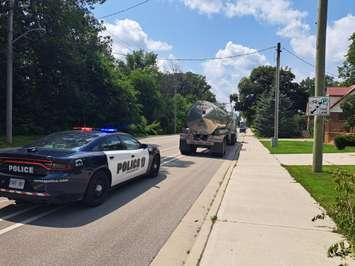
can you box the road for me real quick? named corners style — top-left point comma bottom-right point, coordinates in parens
top-left (0, 135), bottom-right (238, 266)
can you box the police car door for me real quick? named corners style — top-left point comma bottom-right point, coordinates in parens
top-left (95, 135), bottom-right (132, 186)
top-left (119, 134), bottom-right (149, 179)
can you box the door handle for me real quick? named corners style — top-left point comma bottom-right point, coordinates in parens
top-left (109, 156), bottom-right (114, 159)
top-left (131, 155), bottom-right (135, 158)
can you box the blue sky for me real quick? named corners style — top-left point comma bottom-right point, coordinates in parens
top-left (93, 0), bottom-right (355, 102)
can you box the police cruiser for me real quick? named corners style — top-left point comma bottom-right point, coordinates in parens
top-left (0, 128), bottom-right (160, 206)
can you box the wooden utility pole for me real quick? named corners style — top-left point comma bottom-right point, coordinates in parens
top-left (272, 42), bottom-right (281, 147)
top-left (6, 0), bottom-right (14, 144)
top-left (312, 0), bottom-right (328, 172)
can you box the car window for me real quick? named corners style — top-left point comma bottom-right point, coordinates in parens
top-left (120, 134), bottom-right (141, 150)
top-left (92, 135), bottom-right (125, 151)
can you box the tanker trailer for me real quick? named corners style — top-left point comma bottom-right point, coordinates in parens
top-left (179, 101), bottom-right (237, 157)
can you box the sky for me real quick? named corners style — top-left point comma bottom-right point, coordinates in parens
top-left (93, 0), bottom-right (355, 103)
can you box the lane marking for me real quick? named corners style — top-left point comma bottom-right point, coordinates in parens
top-left (0, 205), bottom-right (39, 222)
top-left (0, 206), bottom-right (62, 236)
top-left (161, 155), bottom-right (184, 165)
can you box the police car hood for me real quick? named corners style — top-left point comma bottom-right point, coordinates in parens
top-left (0, 147), bottom-right (76, 160)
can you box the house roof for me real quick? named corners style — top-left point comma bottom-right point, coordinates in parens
top-left (326, 86), bottom-right (355, 97)
top-left (330, 86), bottom-right (355, 109)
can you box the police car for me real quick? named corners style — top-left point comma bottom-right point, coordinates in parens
top-left (0, 128), bottom-right (160, 206)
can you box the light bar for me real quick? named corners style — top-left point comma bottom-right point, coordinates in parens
top-left (99, 128), bottom-right (118, 133)
top-left (73, 127), bottom-right (93, 132)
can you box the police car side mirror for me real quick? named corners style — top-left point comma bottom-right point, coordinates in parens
top-left (140, 143), bottom-right (148, 149)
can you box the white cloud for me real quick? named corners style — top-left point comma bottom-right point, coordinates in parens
top-left (183, 0), bottom-right (223, 14)
top-left (103, 19), bottom-right (172, 58)
top-left (183, 0), bottom-right (355, 78)
top-left (203, 41), bottom-right (269, 102)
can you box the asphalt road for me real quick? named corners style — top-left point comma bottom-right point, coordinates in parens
top-left (0, 135), bottom-right (238, 266)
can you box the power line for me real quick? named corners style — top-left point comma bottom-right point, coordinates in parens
top-left (98, 0), bottom-right (152, 19)
top-left (159, 46), bottom-right (275, 61)
top-left (112, 46), bottom-right (275, 62)
top-left (283, 47), bottom-right (337, 78)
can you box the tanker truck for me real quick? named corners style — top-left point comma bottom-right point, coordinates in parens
top-left (179, 101), bottom-right (237, 157)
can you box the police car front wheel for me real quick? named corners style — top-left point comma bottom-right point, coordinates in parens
top-left (147, 155), bottom-right (160, 178)
top-left (83, 171), bottom-right (110, 207)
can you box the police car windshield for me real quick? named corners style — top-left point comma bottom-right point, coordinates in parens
top-left (28, 131), bottom-right (101, 150)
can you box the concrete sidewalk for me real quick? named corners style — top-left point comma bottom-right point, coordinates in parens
top-left (274, 153), bottom-right (355, 165)
top-left (198, 133), bottom-right (348, 266)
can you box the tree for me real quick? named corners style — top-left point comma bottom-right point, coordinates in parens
top-left (238, 66), bottom-right (307, 125)
top-left (254, 91), bottom-right (299, 137)
top-left (341, 94), bottom-right (355, 131)
top-left (339, 33), bottom-right (355, 86)
top-left (299, 76), bottom-right (338, 97)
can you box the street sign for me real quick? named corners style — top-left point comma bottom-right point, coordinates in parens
top-left (308, 96), bottom-right (330, 116)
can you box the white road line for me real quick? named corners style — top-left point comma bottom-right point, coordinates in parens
top-left (0, 207), bottom-right (62, 236)
top-left (161, 155), bottom-right (184, 165)
top-left (0, 206), bottom-right (39, 222)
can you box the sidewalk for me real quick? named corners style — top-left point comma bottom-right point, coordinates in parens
top-left (274, 153), bottom-right (355, 165)
top-left (198, 133), bottom-right (347, 266)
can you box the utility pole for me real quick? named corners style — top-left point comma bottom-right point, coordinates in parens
top-left (6, 0), bottom-right (14, 144)
top-left (272, 42), bottom-right (281, 147)
top-left (313, 0), bottom-right (328, 172)
top-left (173, 85), bottom-right (177, 134)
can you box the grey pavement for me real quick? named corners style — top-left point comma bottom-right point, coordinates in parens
top-left (199, 133), bottom-right (351, 266)
top-left (274, 152), bottom-right (355, 165)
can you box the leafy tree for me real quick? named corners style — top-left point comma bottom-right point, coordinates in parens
top-left (339, 33), bottom-right (355, 86)
top-left (341, 94), bottom-right (355, 130)
top-left (238, 66), bottom-right (307, 125)
top-left (299, 76), bottom-right (338, 97)
top-left (254, 91), bottom-right (299, 137)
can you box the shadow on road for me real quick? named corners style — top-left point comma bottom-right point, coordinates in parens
top-left (1, 169), bottom-right (170, 228)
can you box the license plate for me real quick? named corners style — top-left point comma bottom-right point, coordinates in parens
top-left (9, 178), bottom-right (25, 190)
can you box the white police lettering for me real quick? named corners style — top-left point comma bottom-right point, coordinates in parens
top-left (117, 157), bottom-right (145, 174)
top-left (8, 165), bottom-right (34, 174)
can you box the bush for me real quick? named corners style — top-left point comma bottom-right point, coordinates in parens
top-left (334, 135), bottom-right (355, 150)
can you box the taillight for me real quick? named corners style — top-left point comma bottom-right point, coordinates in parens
top-left (43, 161), bottom-right (72, 171)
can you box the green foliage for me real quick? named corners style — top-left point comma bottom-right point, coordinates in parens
top-left (339, 33), bottom-right (355, 86)
top-left (334, 135), bottom-right (355, 150)
top-left (128, 116), bottom-right (162, 137)
top-left (341, 94), bottom-right (355, 130)
top-left (254, 91), bottom-right (300, 137)
top-left (0, 2), bottom-right (216, 136)
top-left (328, 168), bottom-right (355, 258)
top-left (238, 66), bottom-right (307, 125)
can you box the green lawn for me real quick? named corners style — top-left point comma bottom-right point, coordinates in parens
top-left (261, 140), bottom-right (355, 154)
top-left (0, 136), bottom-right (40, 149)
top-left (285, 165), bottom-right (355, 251)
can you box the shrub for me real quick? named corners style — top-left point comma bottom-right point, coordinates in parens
top-left (334, 135), bottom-right (355, 150)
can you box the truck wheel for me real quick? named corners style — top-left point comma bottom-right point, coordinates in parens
top-left (83, 171), bottom-right (110, 207)
top-left (213, 138), bottom-right (226, 157)
top-left (180, 140), bottom-right (193, 155)
top-left (230, 134), bottom-right (236, 145)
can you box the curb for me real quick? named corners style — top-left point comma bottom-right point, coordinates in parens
top-left (150, 144), bottom-right (241, 266)
top-left (185, 150), bottom-right (238, 266)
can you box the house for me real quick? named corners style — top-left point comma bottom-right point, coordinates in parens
top-left (325, 85), bottom-right (355, 143)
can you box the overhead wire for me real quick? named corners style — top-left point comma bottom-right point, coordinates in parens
top-left (112, 46), bottom-right (276, 62)
top-left (98, 0), bottom-right (152, 19)
top-left (282, 47), bottom-right (338, 78)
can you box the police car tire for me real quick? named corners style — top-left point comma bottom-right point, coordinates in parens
top-left (83, 171), bottom-right (109, 207)
top-left (147, 155), bottom-right (160, 178)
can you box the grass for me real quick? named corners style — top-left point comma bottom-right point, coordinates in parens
top-left (285, 165), bottom-right (355, 254)
top-left (0, 135), bottom-right (40, 149)
top-left (285, 165), bottom-right (355, 210)
top-left (261, 140), bottom-right (355, 154)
